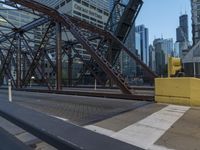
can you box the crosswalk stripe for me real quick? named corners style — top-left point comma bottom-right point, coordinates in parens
top-left (85, 125), bottom-right (115, 136)
top-left (111, 105), bottom-right (190, 149)
top-left (85, 105), bottom-right (190, 150)
top-left (147, 144), bottom-right (175, 150)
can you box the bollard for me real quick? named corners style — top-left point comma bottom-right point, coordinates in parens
top-left (94, 79), bottom-right (97, 90)
top-left (8, 79), bottom-right (12, 102)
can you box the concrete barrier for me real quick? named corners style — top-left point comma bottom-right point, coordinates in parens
top-left (155, 77), bottom-right (200, 106)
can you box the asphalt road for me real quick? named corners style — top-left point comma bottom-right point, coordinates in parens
top-left (0, 89), bottom-right (150, 125)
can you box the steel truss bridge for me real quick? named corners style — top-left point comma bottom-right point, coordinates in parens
top-left (0, 0), bottom-right (157, 96)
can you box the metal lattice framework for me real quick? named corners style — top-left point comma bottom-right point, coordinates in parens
top-left (0, 0), bottom-right (157, 95)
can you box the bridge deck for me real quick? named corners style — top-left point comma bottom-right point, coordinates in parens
top-left (0, 89), bottom-right (199, 150)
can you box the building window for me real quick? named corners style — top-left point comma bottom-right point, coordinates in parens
top-left (82, 1), bottom-right (89, 7)
top-left (90, 5), bottom-right (96, 10)
top-left (104, 11), bottom-right (109, 16)
top-left (74, 0), bottom-right (81, 3)
top-left (90, 17), bottom-right (96, 22)
top-left (82, 14), bottom-right (89, 19)
top-left (97, 8), bottom-right (102, 13)
top-left (73, 10), bottom-right (81, 16)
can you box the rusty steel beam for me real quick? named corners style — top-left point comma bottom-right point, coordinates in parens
top-left (62, 15), bottom-right (132, 94)
top-left (67, 48), bottom-right (73, 87)
top-left (21, 35), bottom-right (46, 81)
top-left (0, 34), bottom-right (16, 84)
top-left (0, 50), bottom-right (16, 87)
top-left (0, 17), bottom-right (49, 44)
top-left (16, 34), bottom-right (22, 88)
top-left (107, 32), bottom-right (158, 79)
top-left (22, 23), bottom-right (54, 89)
top-left (70, 46), bottom-right (105, 85)
top-left (9, 0), bottom-right (156, 93)
top-left (56, 23), bottom-right (62, 90)
top-left (22, 52), bottom-right (40, 82)
top-left (10, 0), bottom-right (132, 94)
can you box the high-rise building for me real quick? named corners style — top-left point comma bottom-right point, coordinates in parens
top-left (176, 14), bottom-right (189, 58)
top-left (149, 45), bottom-right (156, 72)
top-left (135, 32), bottom-right (141, 55)
top-left (135, 25), bottom-right (149, 66)
top-left (52, 0), bottom-right (110, 61)
top-left (162, 38), bottom-right (174, 60)
top-left (180, 1), bottom-right (200, 77)
top-left (176, 14), bottom-right (189, 42)
top-left (38, 0), bottom-right (110, 30)
top-left (191, 0), bottom-right (200, 45)
top-left (152, 38), bottom-right (173, 76)
top-left (174, 42), bottom-right (180, 57)
top-left (153, 39), bottom-right (166, 76)
top-left (121, 26), bottom-right (136, 78)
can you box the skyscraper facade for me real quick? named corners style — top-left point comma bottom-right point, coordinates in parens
top-left (52, 0), bottom-right (110, 61)
top-left (191, 0), bottom-right (200, 45)
top-left (152, 38), bottom-right (173, 76)
top-left (162, 38), bottom-right (174, 57)
top-left (149, 45), bottom-right (156, 72)
top-left (176, 14), bottom-right (189, 42)
top-left (56, 0), bottom-right (109, 29)
top-left (153, 39), bottom-right (166, 76)
top-left (135, 25), bottom-right (149, 66)
top-left (176, 14), bottom-right (189, 58)
top-left (121, 26), bottom-right (137, 78)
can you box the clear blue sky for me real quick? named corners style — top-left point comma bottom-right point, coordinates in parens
top-left (136, 0), bottom-right (191, 44)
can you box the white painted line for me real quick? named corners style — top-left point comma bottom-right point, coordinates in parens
top-left (147, 144), bottom-right (175, 150)
top-left (50, 115), bottom-right (69, 122)
top-left (111, 105), bottom-right (190, 149)
top-left (85, 125), bottom-right (115, 137)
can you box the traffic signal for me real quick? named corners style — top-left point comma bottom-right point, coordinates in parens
top-left (168, 57), bottom-right (182, 77)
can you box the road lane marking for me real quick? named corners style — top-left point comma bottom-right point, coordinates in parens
top-left (111, 105), bottom-right (190, 149)
top-left (85, 105), bottom-right (190, 150)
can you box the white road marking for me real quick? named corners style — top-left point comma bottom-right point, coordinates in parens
top-left (147, 145), bottom-right (175, 150)
top-left (51, 115), bottom-right (69, 122)
top-left (85, 105), bottom-right (190, 150)
top-left (85, 125), bottom-right (115, 136)
top-left (111, 105), bottom-right (190, 149)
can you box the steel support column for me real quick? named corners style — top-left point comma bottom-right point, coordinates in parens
top-left (22, 52), bottom-right (26, 80)
top-left (56, 23), bottom-right (62, 90)
top-left (41, 49), bottom-right (45, 84)
top-left (68, 48), bottom-right (73, 87)
top-left (16, 34), bottom-right (21, 88)
top-left (108, 40), bottom-right (113, 88)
